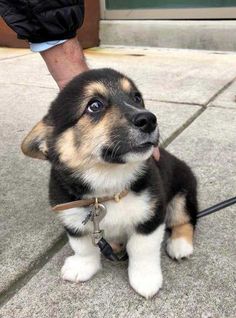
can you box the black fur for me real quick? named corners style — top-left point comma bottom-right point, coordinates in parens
top-left (156, 148), bottom-right (198, 227)
top-left (64, 226), bottom-right (83, 237)
top-left (49, 168), bottom-right (91, 206)
top-left (47, 69), bottom-right (141, 135)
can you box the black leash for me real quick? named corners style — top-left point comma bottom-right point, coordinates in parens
top-left (98, 196), bottom-right (236, 262)
top-left (97, 238), bottom-right (128, 261)
top-left (197, 196), bottom-right (236, 219)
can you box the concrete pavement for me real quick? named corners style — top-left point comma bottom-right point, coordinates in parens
top-left (0, 46), bottom-right (235, 318)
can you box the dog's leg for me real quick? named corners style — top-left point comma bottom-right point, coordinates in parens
top-left (61, 235), bottom-right (101, 283)
top-left (166, 223), bottom-right (194, 260)
top-left (166, 193), bottom-right (197, 260)
top-left (126, 224), bottom-right (165, 299)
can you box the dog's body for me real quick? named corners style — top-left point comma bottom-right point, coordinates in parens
top-left (22, 68), bottom-right (198, 298)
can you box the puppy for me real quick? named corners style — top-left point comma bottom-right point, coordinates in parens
top-left (21, 68), bottom-right (198, 299)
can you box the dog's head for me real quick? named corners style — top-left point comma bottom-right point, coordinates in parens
top-left (21, 68), bottom-right (159, 171)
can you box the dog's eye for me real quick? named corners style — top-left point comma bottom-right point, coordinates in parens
top-left (87, 100), bottom-right (104, 113)
top-left (134, 92), bottom-right (142, 103)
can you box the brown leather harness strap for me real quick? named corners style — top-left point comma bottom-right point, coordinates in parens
top-left (52, 189), bottom-right (129, 212)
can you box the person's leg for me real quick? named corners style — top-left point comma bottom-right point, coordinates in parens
top-left (40, 38), bottom-right (89, 90)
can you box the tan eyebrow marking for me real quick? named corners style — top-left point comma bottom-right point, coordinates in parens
top-left (120, 78), bottom-right (132, 92)
top-left (85, 81), bottom-right (108, 97)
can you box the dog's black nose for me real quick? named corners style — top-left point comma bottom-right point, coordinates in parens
top-left (132, 111), bottom-right (157, 133)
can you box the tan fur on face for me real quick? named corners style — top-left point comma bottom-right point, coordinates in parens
top-left (21, 120), bottom-right (53, 160)
top-left (56, 128), bottom-right (78, 168)
top-left (166, 194), bottom-right (190, 228)
top-left (85, 82), bottom-right (108, 97)
top-left (56, 106), bottom-right (126, 170)
top-left (171, 223), bottom-right (194, 244)
top-left (120, 78), bottom-right (132, 92)
top-left (56, 119), bottom-right (100, 170)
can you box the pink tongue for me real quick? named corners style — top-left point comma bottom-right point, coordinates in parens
top-left (152, 147), bottom-right (160, 161)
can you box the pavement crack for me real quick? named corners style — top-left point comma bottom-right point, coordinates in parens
top-left (161, 106), bottom-right (206, 148)
top-left (0, 82), bottom-right (57, 90)
top-left (209, 104), bottom-right (236, 110)
top-left (146, 99), bottom-right (203, 107)
top-left (204, 76), bottom-right (236, 106)
top-left (0, 234), bottom-right (67, 307)
top-left (0, 53), bottom-right (33, 62)
top-left (160, 76), bottom-right (236, 148)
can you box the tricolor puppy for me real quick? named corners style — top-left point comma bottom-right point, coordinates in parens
top-left (21, 68), bottom-right (198, 299)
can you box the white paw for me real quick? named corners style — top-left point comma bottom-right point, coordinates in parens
top-left (166, 238), bottom-right (193, 260)
top-left (129, 266), bottom-right (163, 299)
top-left (61, 255), bottom-right (101, 283)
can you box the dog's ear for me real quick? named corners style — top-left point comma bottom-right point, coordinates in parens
top-left (21, 117), bottom-right (53, 160)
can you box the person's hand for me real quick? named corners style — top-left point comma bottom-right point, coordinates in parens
top-left (40, 38), bottom-right (89, 90)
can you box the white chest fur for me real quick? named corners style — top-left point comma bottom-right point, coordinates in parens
top-left (59, 190), bottom-right (153, 242)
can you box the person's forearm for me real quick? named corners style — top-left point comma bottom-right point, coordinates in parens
top-left (40, 38), bottom-right (89, 90)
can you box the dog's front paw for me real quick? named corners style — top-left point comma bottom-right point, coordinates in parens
top-left (166, 238), bottom-right (193, 260)
top-left (61, 255), bottom-right (101, 283)
top-left (128, 267), bottom-right (163, 299)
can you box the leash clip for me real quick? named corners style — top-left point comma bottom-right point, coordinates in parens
top-left (91, 202), bottom-right (107, 245)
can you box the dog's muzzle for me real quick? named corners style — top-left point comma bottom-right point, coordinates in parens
top-left (132, 111), bottom-right (157, 134)
top-left (101, 110), bottom-right (159, 163)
